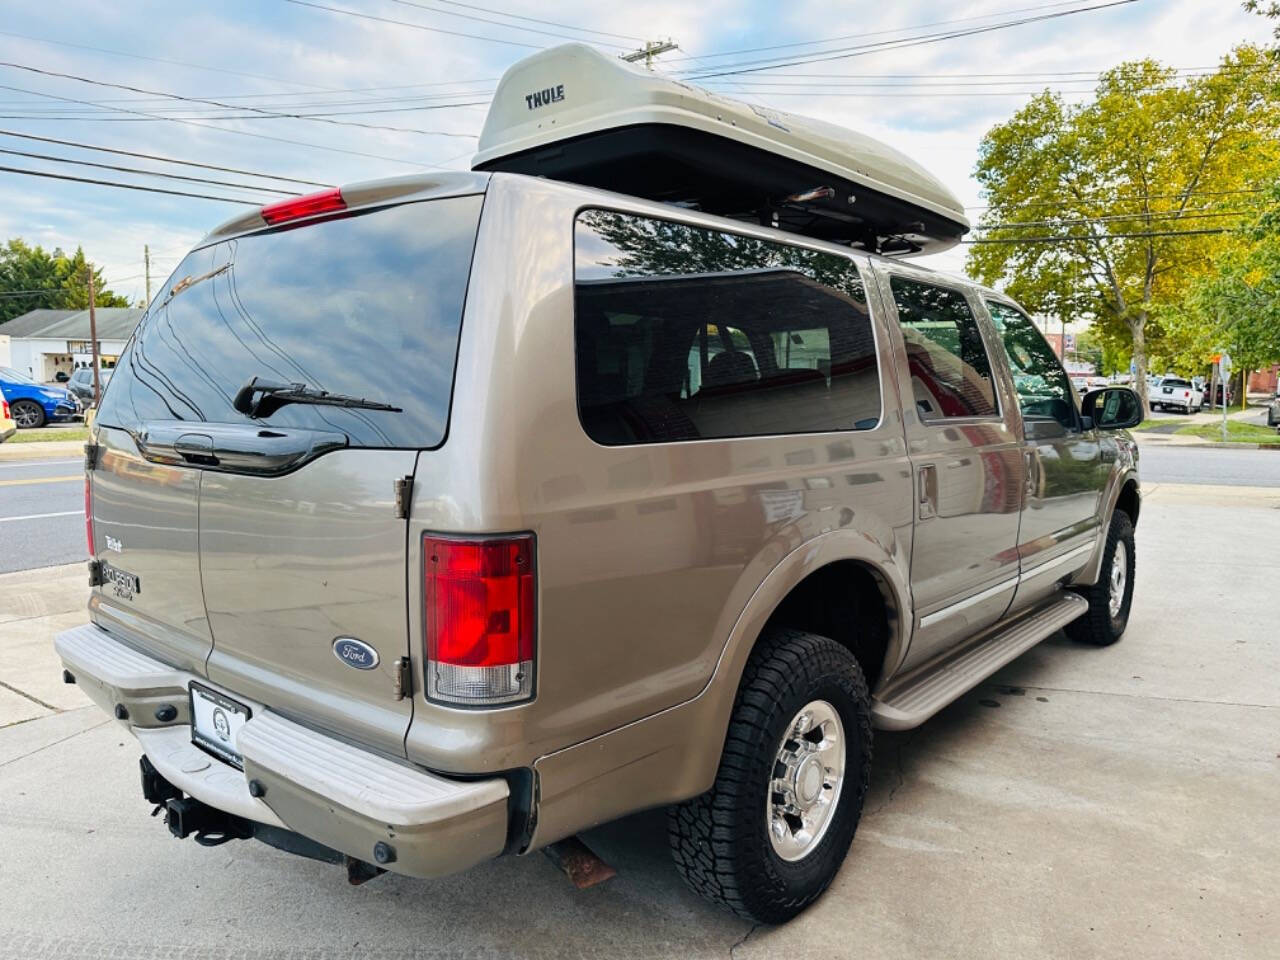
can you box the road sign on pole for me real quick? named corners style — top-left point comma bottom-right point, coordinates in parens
top-left (1217, 352), bottom-right (1231, 441)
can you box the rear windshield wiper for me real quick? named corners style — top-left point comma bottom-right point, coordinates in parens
top-left (232, 376), bottom-right (403, 418)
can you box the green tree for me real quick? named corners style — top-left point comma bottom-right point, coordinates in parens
top-left (1175, 182), bottom-right (1280, 385)
top-left (966, 47), bottom-right (1280, 409)
top-left (0, 239), bottom-right (129, 323)
top-left (1244, 1), bottom-right (1280, 39)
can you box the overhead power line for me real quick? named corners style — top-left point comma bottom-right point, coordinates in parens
top-left (668, 0), bottom-right (1090, 64)
top-left (391, 0), bottom-right (643, 42)
top-left (0, 164), bottom-right (258, 204)
top-left (0, 81), bottom-right (450, 170)
top-left (0, 129), bottom-right (331, 187)
top-left (0, 146), bottom-right (299, 195)
top-left (680, 1), bottom-right (1140, 79)
top-left (966, 187), bottom-right (1271, 210)
top-left (282, 0), bottom-right (544, 49)
top-left (384, 0), bottom-right (631, 47)
top-left (962, 227), bottom-right (1234, 244)
top-left (975, 209), bottom-right (1255, 230)
top-left (0, 61), bottom-right (477, 137)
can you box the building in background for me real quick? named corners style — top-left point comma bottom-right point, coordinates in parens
top-left (0, 308), bottom-right (143, 381)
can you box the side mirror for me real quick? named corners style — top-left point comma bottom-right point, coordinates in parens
top-left (1082, 387), bottom-right (1142, 430)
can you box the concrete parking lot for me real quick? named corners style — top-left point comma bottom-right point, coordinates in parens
top-left (0, 477), bottom-right (1276, 959)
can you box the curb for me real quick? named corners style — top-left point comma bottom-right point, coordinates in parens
top-left (1134, 437), bottom-right (1280, 451)
top-left (0, 440), bottom-right (85, 462)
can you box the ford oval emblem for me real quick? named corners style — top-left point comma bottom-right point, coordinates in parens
top-left (332, 637), bottom-right (379, 671)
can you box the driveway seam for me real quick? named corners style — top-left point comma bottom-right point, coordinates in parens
top-left (0, 677), bottom-right (58, 712)
top-left (0, 718), bottom-right (111, 769)
top-left (981, 681), bottom-right (1276, 709)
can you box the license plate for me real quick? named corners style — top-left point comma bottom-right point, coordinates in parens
top-left (189, 682), bottom-right (251, 769)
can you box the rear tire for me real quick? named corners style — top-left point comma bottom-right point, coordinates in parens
top-left (1066, 510), bottom-right (1135, 647)
top-left (10, 399), bottom-right (45, 429)
top-left (668, 628), bottom-right (873, 924)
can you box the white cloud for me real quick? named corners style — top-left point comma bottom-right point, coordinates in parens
top-left (0, 0), bottom-right (1272, 291)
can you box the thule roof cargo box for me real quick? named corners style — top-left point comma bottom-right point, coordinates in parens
top-left (472, 44), bottom-right (969, 256)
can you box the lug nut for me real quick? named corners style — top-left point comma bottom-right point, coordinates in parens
top-left (248, 779), bottom-right (267, 798)
top-left (373, 841), bottom-right (396, 865)
top-left (113, 704), bottom-right (129, 720)
top-left (62, 670), bottom-right (76, 685)
top-left (154, 703), bottom-right (177, 722)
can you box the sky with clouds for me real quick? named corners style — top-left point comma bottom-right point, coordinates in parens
top-left (0, 0), bottom-right (1272, 306)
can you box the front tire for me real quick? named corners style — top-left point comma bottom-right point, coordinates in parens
top-left (668, 628), bottom-right (873, 924)
top-left (10, 399), bottom-right (45, 429)
top-left (1066, 511), bottom-right (1135, 646)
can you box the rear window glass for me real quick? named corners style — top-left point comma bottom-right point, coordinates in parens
top-left (97, 194), bottom-right (482, 448)
top-left (1161, 378), bottom-right (1191, 388)
top-left (574, 210), bottom-right (881, 445)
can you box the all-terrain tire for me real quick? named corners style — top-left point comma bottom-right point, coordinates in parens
top-left (667, 628), bottom-right (873, 924)
top-left (1066, 510), bottom-right (1135, 646)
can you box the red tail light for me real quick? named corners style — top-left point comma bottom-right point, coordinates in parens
top-left (260, 187), bottom-right (345, 225)
top-left (2, 398), bottom-right (9, 420)
top-left (84, 475), bottom-right (94, 558)
top-left (423, 533), bottom-right (535, 706)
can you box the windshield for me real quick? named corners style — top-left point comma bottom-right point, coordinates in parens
top-left (1, 366), bottom-right (36, 384)
top-left (97, 194), bottom-right (483, 448)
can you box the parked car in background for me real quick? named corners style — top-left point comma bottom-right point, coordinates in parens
top-left (1267, 389), bottom-right (1279, 429)
top-left (0, 397), bottom-right (15, 443)
top-left (1151, 376), bottom-right (1201, 414)
top-left (66, 367), bottom-right (112, 405)
top-left (1201, 380), bottom-right (1234, 408)
top-left (0, 365), bottom-right (78, 428)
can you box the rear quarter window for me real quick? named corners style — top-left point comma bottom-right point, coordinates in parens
top-left (97, 194), bottom-right (483, 449)
top-left (574, 210), bottom-right (881, 445)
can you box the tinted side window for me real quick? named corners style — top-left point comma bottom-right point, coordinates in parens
top-left (986, 301), bottom-right (1076, 430)
top-left (889, 277), bottom-right (997, 420)
top-left (574, 210), bottom-right (880, 444)
top-left (97, 195), bottom-right (483, 449)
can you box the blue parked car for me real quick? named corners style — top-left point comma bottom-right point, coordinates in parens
top-left (0, 365), bottom-right (78, 428)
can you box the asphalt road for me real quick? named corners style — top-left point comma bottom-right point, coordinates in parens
top-left (0, 457), bottom-right (84, 574)
top-left (1138, 444), bottom-right (1280, 487)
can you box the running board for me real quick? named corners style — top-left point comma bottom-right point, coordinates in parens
top-left (871, 592), bottom-right (1088, 731)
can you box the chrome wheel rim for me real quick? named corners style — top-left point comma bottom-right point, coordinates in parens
top-left (1108, 540), bottom-right (1128, 619)
top-left (767, 700), bottom-right (845, 862)
top-left (12, 402), bottom-right (39, 428)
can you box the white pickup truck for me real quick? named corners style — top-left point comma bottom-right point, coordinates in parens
top-left (1151, 376), bottom-right (1203, 414)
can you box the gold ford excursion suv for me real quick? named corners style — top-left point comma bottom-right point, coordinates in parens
top-left (57, 172), bottom-right (1141, 924)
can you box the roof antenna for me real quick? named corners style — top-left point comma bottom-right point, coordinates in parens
top-left (621, 39), bottom-right (679, 70)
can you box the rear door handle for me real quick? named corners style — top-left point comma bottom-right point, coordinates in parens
top-left (134, 420), bottom-right (348, 475)
top-left (918, 464), bottom-right (937, 520)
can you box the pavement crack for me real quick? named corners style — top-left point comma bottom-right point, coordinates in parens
top-left (0, 718), bottom-right (111, 769)
top-left (869, 729), bottom-right (918, 817)
top-left (729, 923), bottom-right (760, 959)
top-left (982, 682), bottom-right (1277, 709)
top-left (0, 677), bottom-right (58, 712)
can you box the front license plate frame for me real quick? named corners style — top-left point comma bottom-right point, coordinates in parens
top-left (189, 681), bottom-right (251, 769)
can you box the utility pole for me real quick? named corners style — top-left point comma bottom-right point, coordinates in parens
top-left (621, 39), bottom-right (678, 70)
top-left (87, 265), bottom-right (101, 408)
top-left (144, 244), bottom-right (151, 306)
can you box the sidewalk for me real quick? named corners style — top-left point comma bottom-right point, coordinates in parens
top-left (0, 439), bottom-right (84, 462)
top-left (0, 563), bottom-right (89, 726)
